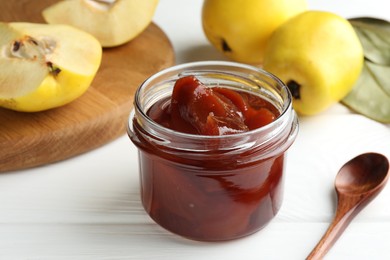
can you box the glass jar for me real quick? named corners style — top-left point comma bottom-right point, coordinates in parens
top-left (128, 61), bottom-right (298, 241)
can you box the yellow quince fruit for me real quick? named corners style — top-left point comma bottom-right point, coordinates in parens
top-left (0, 22), bottom-right (102, 112)
top-left (202, 0), bottom-right (307, 64)
top-left (263, 11), bottom-right (364, 116)
top-left (42, 0), bottom-right (159, 47)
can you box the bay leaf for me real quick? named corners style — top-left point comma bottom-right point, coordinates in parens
top-left (350, 17), bottom-right (390, 32)
top-left (366, 61), bottom-right (390, 96)
top-left (342, 63), bottom-right (390, 123)
top-left (349, 17), bottom-right (390, 65)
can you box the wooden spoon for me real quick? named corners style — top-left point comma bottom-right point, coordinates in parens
top-left (307, 152), bottom-right (389, 260)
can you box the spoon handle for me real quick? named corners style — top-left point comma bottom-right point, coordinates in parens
top-left (306, 195), bottom-right (364, 260)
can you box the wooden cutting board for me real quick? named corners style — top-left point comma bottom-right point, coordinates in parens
top-left (0, 0), bottom-right (175, 172)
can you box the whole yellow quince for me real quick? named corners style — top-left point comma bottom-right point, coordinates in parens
top-left (202, 0), bottom-right (307, 64)
top-left (263, 11), bottom-right (364, 116)
top-left (0, 22), bottom-right (102, 112)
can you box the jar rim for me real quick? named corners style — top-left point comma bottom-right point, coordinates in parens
top-left (129, 60), bottom-right (293, 140)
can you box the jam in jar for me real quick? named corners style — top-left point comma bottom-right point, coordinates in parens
top-left (128, 61), bottom-right (298, 241)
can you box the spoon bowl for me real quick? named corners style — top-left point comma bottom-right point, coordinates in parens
top-left (336, 153), bottom-right (389, 194)
top-left (307, 152), bottom-right (389, 260)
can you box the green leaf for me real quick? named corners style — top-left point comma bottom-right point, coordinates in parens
top-left (341, 17), bottom-right (390, 123)
top-left (350, 17), bottom-right (390, 31)
top-left (342, 63), bottom-right (390, 123)
top-left (366, 61), bottom-right (390, 96)
top-left (349, 17), bottom-right (390, 65)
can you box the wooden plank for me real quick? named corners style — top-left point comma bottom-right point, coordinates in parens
top-left (0, 0), bottom-right (175, 171)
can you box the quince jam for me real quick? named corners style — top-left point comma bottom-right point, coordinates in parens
top-left (130, 70), bottom-right (297, 241)
top-left (148, 76), bottom-right (279, 135)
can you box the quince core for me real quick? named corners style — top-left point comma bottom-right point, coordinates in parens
top-left (0, 22), bottom-right (102, 112)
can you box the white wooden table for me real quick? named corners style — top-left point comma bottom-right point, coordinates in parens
top-left (1, 0), bottom-right (390, 259)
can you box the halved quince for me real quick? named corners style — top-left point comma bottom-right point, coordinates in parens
top-left (0, 22), bottom-right (102, 112)
top-left (42, 0), bottom-right (159, 47)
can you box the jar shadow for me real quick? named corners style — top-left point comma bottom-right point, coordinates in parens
top-left (177, 44), bottom-right (229, 63)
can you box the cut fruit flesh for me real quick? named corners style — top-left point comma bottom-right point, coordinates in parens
top-left (0, 22), bottom-right (102, 111)
top-left (0, 23), bottom-right (47, 98)
top-left (42, 0), bottom-right (159, 47)
top-left (10, 22), bottom-right (102, 76)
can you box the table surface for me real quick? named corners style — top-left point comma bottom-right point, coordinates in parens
top-left (1, 0), bottom-right (390, 259)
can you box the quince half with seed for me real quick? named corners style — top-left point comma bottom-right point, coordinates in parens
top-left (42, 0), bottom-right (159, 47)
top-left (0, 22), bottom-right (102, 112)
